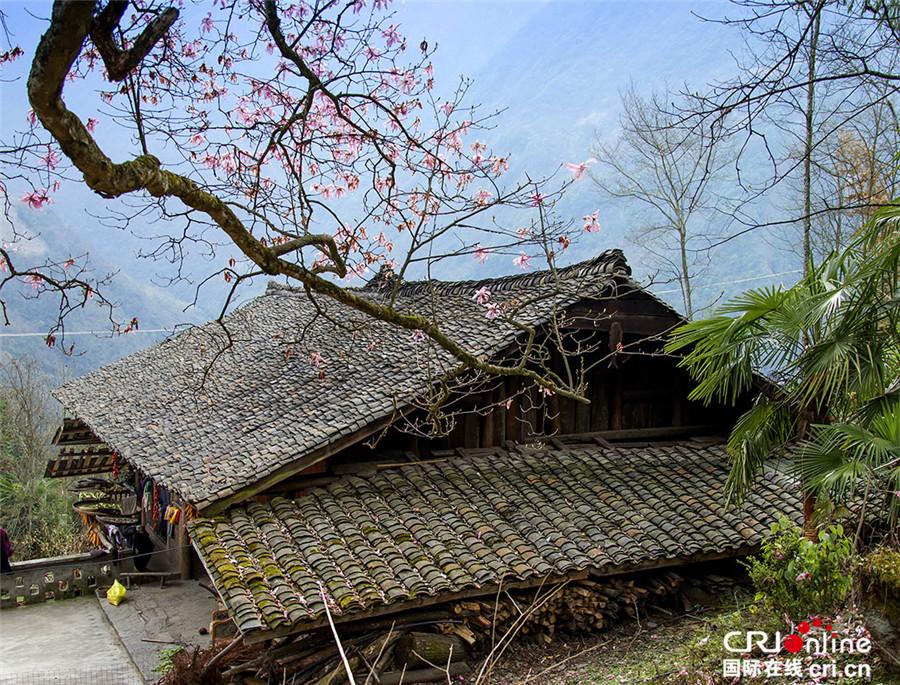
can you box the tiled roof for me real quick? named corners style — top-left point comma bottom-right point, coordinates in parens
top-left (189, 441), bottom-right (802, 639)
top-left (53, 251), bottom-right (646, 509)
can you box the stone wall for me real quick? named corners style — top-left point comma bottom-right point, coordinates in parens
top-left (0, 553), bottom-right (118, 609)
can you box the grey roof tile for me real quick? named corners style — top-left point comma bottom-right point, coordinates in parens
top-left (189, 441), bottom-right (802, 639)
top-left (55, 251), bottom-right (642, 507)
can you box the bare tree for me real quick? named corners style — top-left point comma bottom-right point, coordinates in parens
top-left (690, 0), bottom-right (900, 266)
top-left (805, 98), bottom-right (900, 259)
top-left (592, 86), bottom-right (734, 319)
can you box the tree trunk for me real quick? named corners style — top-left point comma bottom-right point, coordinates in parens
top-left (678, 219), bottom-right (693, 319)
top-left (803, 5), bottom-right (822, 276)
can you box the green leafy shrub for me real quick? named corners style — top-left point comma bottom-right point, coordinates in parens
top-left (744, 517), bottom-right (853, 619)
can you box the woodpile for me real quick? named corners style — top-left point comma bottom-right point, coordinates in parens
top-left (191, 568), bottom-right (746, 684)
top-left (437, 571), bottom-right (688, 646)
top-left (214, 626), bottom-right (471, 685)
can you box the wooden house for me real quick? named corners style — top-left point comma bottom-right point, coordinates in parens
top-left (48, 250), bottom-right (801, 642)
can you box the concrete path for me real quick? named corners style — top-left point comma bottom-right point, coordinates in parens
top-left (0, 597), bottom-right (144, 684)
top-left (96, 578), bottom-right (222, 682)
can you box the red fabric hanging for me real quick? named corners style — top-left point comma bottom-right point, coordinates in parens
top-left (152, 483), bottom-right (160, 520)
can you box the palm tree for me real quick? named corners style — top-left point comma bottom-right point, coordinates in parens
top-left (666, 217), bottom-right (900, 530)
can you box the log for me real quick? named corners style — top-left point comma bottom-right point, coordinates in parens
top-left (398, 632), bottom-right (466, 670)
top-left (378, 662), bottom-right (471, 685)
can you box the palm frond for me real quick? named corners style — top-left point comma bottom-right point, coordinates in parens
top-left (724, 398), bottom-right (794, 507)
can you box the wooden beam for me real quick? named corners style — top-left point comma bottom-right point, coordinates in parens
top-left (557, 424), bottom-right (721, 443)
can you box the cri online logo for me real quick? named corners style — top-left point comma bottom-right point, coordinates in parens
top-left (724, 618), bottom-right (872, 655)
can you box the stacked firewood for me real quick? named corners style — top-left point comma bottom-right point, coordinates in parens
top-left (438, 571), bottom-right (687, 646)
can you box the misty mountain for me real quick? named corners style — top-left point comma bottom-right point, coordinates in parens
top-left (0, 205), bottom-right (219, 378)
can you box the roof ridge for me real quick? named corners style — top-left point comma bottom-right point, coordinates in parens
top-left (266, 249), bottom-right (631, 298)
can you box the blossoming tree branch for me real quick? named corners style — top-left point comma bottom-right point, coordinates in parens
top-left (7, 0), bottom-right (609, 406)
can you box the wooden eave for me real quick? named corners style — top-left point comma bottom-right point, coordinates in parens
top-left (46, 417), bottom-right (117, 478)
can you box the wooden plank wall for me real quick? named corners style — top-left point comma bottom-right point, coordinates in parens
top-left (399, 352), bottom-right (714, 453)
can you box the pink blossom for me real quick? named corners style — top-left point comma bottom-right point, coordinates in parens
top-left (474, 245), bottom-right (490, 264)
top-left (190, 132), bottom-right (206, 146)
top-left (309, 351), bottom-right (325, 368)
top-left (513, 252), bottom-right (531, 270)
top-left (473, 286), bottom-right (491, 305)
top-left (201, 13), bottom-right (214, 33)
top-left (25, 274), bottom-right (42, 290)
top-left (489, 156), bottom-right (508, 175)
top-left (473, 188), bottom-right (492, 206)
top-left (382, 24), bottom-right (402, 48)
top-left (583, 210), bottom-right (601, 233)
top-left (470, 140), bottom-right (486, 165)
top-left (411, 329), bottom-right (425, 342)
top-left (529, 193), bottom-right (546, 207)
top-left (21, 189), bottom-right (52, 210)
top-left (41, 147), bottom-right (59, 170)
top-left (566, 157), bottom-right (597, 181)
top-left (541, 387), bottom-right (555, 397)
top-left (439, 102), bottom-right (454, 116)
top-left (796, 572), bottom-right (811, 581)
top-left (485, 302), bottom-right (501, 319)
top-left (398, 70), bottom-right (416, 94)
top-left (26, 109), bottom-right (36, 126)
top-left (86, 118), bottom-right (98, 133)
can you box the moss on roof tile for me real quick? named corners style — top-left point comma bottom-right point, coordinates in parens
top-left (189, 441), bottom-right (802, 638)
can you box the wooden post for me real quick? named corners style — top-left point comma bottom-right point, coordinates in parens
top-left (671, 397), bottom-right (682, 427)
top-left (176, 513), bottom-right (194, 580)
top-left (464, 413), bottom-right (480, 448)
top-left (611, 373), bottom-right (623, 431)
top-left (548, 393), bottom-right (561, 435)
top-left (590, 368), bottom-right (609, 431)
top-left (505, 378), bottom-right (521, 443)
top-left (481, 390), bottom-right (495, 448)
